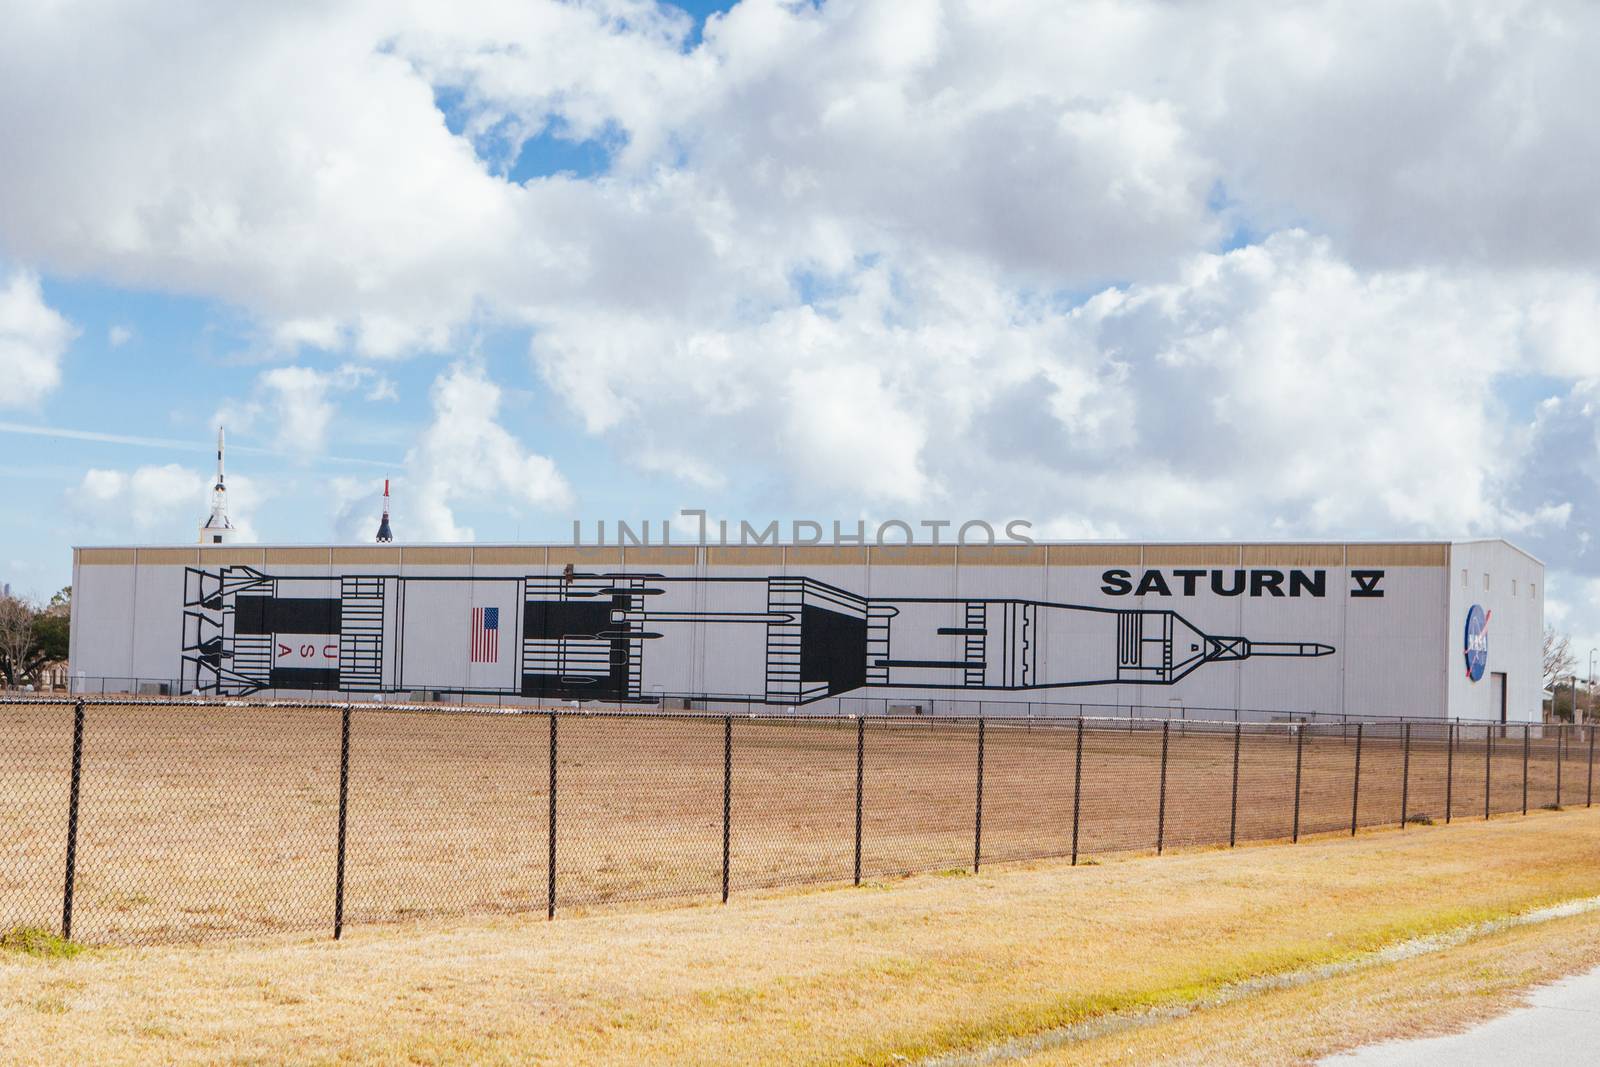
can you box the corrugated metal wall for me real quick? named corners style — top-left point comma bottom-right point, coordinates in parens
top-left (68, 541), bottom-right (1541, 720)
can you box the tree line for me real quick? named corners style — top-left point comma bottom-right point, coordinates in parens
top-left (1544, 625), bottom-right (1595, 722)
top-left (0, 586), bottom-right (70, 689)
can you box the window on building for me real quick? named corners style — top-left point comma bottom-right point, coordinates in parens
top-left (1461, 569), bottom-right (1468, 587)
top-left (1483, 573), bottom-right (1490, 591)
top-left (1531, 583), bottom-right (1537, 600)
top-left (1512, 579), bottom-right (1518, 597)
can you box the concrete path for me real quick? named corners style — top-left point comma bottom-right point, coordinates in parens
top-left (1323, 964), bottom-right (1600, 1065)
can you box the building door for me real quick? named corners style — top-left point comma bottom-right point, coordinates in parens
top-left (1491, 671), bottom-right (1507, 724)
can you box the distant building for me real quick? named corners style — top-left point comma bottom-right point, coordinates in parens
top-left (69, 539), bottom-right (1543, 722)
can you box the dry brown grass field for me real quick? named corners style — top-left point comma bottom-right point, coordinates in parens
top-left (0, 701), bottom-right (1593, 943)
top-left (2, 810), bottom-right (1598, 1066)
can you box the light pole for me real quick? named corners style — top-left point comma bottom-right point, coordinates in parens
top-left (1558, 672), bottom-right (1579, 724)
top-left (1588, 649), bottom-right (1597, 723)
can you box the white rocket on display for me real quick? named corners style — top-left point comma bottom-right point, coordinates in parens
top-left (375, 480), bottom-right (393, 543)
top-left (196, 426), bottom-right (234, 545)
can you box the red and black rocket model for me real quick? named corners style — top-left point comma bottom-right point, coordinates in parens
top-left (375, 480), bottom-right (393, 543)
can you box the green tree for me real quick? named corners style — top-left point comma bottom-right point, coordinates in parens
top-left (0, 595), bottom-right (36, 687)
top-left (1549, 683), bottom-right (1577, 723)
top-left (31, 612), bottom-right (69, 666)
top-left (0, 592), bottom-right (70, 687)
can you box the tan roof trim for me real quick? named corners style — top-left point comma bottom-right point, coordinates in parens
top-left (265, 547), bottom-right (333, 565)
top-left (472, 546), bottom-right (547, 566)
top-left (65, 539), bottom-right (1467, 572)
top-left (195, 547), bottom-right (267, 565)
top-left (706, 546), bottom-right (782, 565)
top-left (1046, 544), bottom-right (1141, 566)
top-left (784, 545), bottom-right (869, 565)
top-left (1142, 544), bottom-right (1243, 567)
top-left (958, 545), bottom-right (1048, 566)
top-left (135, 547), bottom-right (199, 565)
top-left (869, 545), bottom-right (957, 566)
top-left (622, 546), bottom-right (699, 566)
top-left (77, 548), bottom-right (138, 566)
top-left (330, 547), bottom-right (402, 564)
top-left (1346, 543), bottom-right (1448, 567)
top-left (401, 546), bottom-right (473, 565)
top-left (547, 546), bottom-right (625, 566)
top-left (1240, 544), bottom-right (1346, 567)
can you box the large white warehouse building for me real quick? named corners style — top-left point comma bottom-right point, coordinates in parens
top-left (69, 539), bottom-right (1543, 722)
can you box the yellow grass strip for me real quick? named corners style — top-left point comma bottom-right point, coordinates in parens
top-left (1014, 901), bottom-right (1600, 1065)
top-left (1, 810), bottom-right (1597, 1066)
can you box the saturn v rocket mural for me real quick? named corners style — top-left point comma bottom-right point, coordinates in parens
top-left (179, 566), bottom-right (1334, 704)
top-left (70, 540), bottom-right (1546, 718)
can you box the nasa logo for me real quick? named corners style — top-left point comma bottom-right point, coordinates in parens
top-left (1463, 604), bottom-right (1490, 682)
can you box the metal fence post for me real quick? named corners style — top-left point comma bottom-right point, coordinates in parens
top-left (1350, 722), bottom-right (1362, 836)
top-left (1156, 720), bottom-right (1170, 855)
top-left (1400, 722), bottom-right (1411, 828)
top-left (1522, 723), bottom-right (1530, 816)
top-left (1445, 723), bottom-right (1454, 824)
top-left (333, 704), bottom-right (352, 940)
top-left (722, 715), bottom-right (732, 903)
top-left (1482, 726), bottom-right (1493, 819)
top-left (853, 716), bottom-right (864, 886)
top-left (973, 718), bottom-right (985, 873)
top-left (1588, 725), bottom-right (1595, 809)
top-left (1229, 722), bottom-right (1241, 848)
top-left (547, 710), bottom-right (557, 920)
top-left (1071, 718), bottom-right (1084, 866)
top-left (1291, 724), bottom-right (1305, 843)
top-left (61, 699), bottom-right (85, 941)
top-left (1555, 724), bottom-right (1563, 808)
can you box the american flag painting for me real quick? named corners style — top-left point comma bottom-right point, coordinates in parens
top-left (470, 606), bottom-right (499, 663)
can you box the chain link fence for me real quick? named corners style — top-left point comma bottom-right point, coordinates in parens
top-left (1, 699), bottom-right (1593, 945)
top-left (55, 676), bottom-right (1527, 728)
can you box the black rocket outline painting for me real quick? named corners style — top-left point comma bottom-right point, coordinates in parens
top-left (179, 567), bottom-right (1335, 703)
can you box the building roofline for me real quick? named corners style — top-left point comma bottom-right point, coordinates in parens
top-left (1447, 538), bottom-right (1545, 568)
top-left (74, 538), bottom-right (1486, 550)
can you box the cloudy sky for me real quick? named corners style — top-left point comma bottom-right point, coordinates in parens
top-left (0, 0), bottom-right (1596, 664)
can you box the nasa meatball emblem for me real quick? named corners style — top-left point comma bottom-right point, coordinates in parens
top-left (1463, 603), bottom-right (1490, 682)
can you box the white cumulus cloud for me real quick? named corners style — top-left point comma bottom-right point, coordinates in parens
top-left (399, 362), bottom-right (572, 541)
top-left (72, 464), bottom-right (263, 540)
top-left (0, 269), bottom-right (75, 408)
top-left (216, 363), bottom-right (395, 457)
top-left (0, 0), bottom-right (1594, 351)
